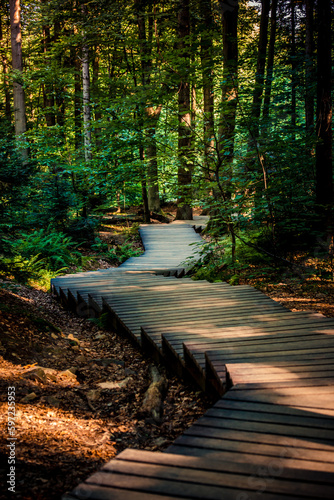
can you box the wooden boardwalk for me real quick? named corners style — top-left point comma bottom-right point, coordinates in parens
top-left (52, 217), bottom-right (334, 500)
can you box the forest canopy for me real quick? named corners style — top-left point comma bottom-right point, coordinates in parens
top-left (0, 0), bottom-right (333, 283)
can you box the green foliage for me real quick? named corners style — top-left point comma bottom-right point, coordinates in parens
top-left (191, 230), bottom-right (273, 284)
top-left (0, 254), bottom-right (44, 284)
top-left (11, 229), bottom-right (80, 271)
top-left (106, 242), bottom-right (143, 265)
top-left (64, 217), bottom-right (99, 247)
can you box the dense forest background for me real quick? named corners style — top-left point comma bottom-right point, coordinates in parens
top-left (0, 0), bottom-right (333, 286)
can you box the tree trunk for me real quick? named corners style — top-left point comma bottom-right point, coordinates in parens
top-left (81, 15), bottom-right (92, 163)
top-left (290, 0), bottom-right (297, 129)
top-left (74, 49), bottom-right (81, 151)
top-left (262, 0), bottom-right (278, 121)
top-left (315, 0), bottom-right (332, 232)
top-left (136, 0), bottom-right (161, 213)
top-left (139, 145), bottom-right (150, 223)
top-left (251, 0), bottom-right (270, 138)
top-left (0, 15), bottom-right (11, 122)
top-left (2, 53), bottom-right (11, 121)
top-left (305, 0), bottom-right (314, 130)
top-left (9, 0), bottom-right (28, 160)
top-left (92, 45), bottom-right (102, 148)
top-left (145, 106), bottom-right (162, 213)
top-left (54, 20), bottom-right (65, 128)
top-left (217, 0), bottom-right (239, 254)
top-left (176, 0), bottom-right (192, 220)
top-left (200, 0), bottom-right (214, 179)
top-left (42, 20), bottom-right (55, 127)
top-left (218, 0), bottom-right (238, 195)
top-left (0, 13), bottom-right (11, 122)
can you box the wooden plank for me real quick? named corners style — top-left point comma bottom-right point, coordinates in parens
top-left (230, 370), bottom-right (334, 384)
top-left (85, 468), bottom-right (315, 500)
top-left (213, 398), bottom-right (334, 419)
top-left (184, 336), bottom-right (334, 359)
top-left (117, 448), bottom-right (334, 484)
top-left (161, 324), bottom-right (334, 346)
top-left (205, 406), bottom-right (334, 430)
top-left (229, 384), bottom-right (334, 394)
top-left (105, 293), bottom-right (282, 312)
top-left (98, 458), bottom-right (334, 498)
top-left (223, 390), bottom-right (334, 410)
top-left (203, 347), bottom-right (334, 364)
top-left (165, 444), bottom-right (334, 472)
top-left (172, 434), bottom-right (334, 462)
top-left (192, 416), bottom-right (334, 440)
top-left (66, 484), bottom-right (184, 500)
top-left (119, 308), bottom-right (290, 330)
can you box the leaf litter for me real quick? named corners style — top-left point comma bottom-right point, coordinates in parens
top-left (0, 279), bottom-right (211, 500)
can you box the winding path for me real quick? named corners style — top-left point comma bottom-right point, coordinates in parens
top-left (52, 217), bottom-right (334, 500)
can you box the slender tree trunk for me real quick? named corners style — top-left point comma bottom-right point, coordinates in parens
top-left (139, 145), bottom-right (150, 223)
top-left (251, 0), bottom-right (270, 138)
top-left (218, 0), bottom-right (238, 180)
top-left (0, 15), bottom-right (11, 122)
top-left (92, 45), bottom-right (102, 148)
top-left (262, 0), bottom-right (278, 121)
top-left (176, 0), bottom-right (192, 220)
top-left (315, 0), bottom-right (332, 232)
top-left (2, 53), bottom-right (11, 121)
top-left (290, 0), bottom-right (297, 129)
top-left (9, 0), bottom-right (28, 160)
top-left (145, 105), bottom-right (162, 213)
top-left (81, 18), bottom-right (92, 162)
top-left (54, 20), bottom-right (65, 128)
top-left (305, 0), bottom-right (314, 130)
top-left (42, 21), bottom-right (55, 127)
top-left (74, 49), bottom-right (81, 150)
top-left (218, 0), bottom-right (238, 258)
top-left (136, 0), bottom-right (161, 213)
top-left (200, 0), bottom-right (214, 179)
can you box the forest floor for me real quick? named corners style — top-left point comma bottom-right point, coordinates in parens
top-left (1, 207), bottom-right (333, 500)
top-left (0, 281), bottom-right (211, 500)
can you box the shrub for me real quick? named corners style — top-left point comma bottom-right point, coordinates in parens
top-left (64, 217), bottom-right (98, 247)
top-left (106, 242), bottom-right (143, 265)
top-left (12, 228), bottom-right (80, 271)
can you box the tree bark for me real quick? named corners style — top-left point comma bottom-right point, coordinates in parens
top-left (74, 49), bottom-right (81, 151)
top-left (145, 106), bottom-right (162, 212)
top-left (262, 0), bottom-right (278, 121)
top-left (176, 0), bottom-right (192, 220)
top-left (9, 0), bottom-right (28, 160)
top-left (92, 45), bottom-right (102, 148)
top-left (305, 0), bottom-right (314, 130)
top-left (218, 0), bottom-right (238, 175)
top-left (315, 0), bottom-right (332, 231)
top-left (139, 145), bottom-right (150, 223)
top-left (0, 14), bottom-right (11, 122)
top-left (54, 20), bottom-right (65, 128)
top-left (251, 0), bottom-right (270, 138)
top-left (136, 0), bottom-right (161, 213)
top-left (290, 0), bottom-right (297, 129)
top-left (42, 19), bottom-right (55, 127)
top-left (200, 0), bottom-right (214, 179)
top-left (81, 12), bottom-right (92, 163)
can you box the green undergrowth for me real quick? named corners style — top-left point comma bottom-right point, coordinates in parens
top-left (189, 229), bottom-right (334, 289)
top-left (0, 215), bottom-right (143, 291)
